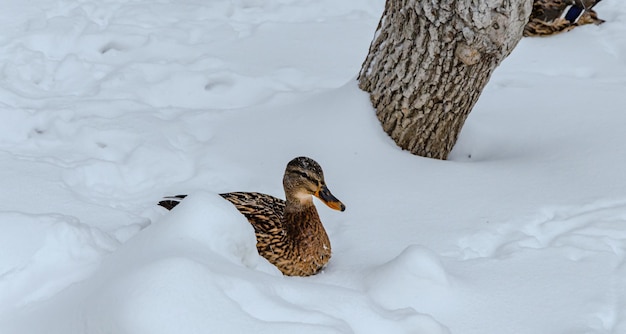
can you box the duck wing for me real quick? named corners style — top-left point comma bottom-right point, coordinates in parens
top-left (158, 194), bottom-right (187, 210)
top-left (218, 192), bottom-right (285, 236)
top-left (159, 192), bottom-right (285, 231)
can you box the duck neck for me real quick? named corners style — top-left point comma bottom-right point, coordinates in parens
top-left (283, 197), bottom-right (324, 243)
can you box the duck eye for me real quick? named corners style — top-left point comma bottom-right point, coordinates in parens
top-left (294, 171), bottom-right (308, 178)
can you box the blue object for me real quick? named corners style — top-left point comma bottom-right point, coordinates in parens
top-left (564, 5), bottom-right (584, 23)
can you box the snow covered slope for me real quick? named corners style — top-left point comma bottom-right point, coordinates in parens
top-left (1, 0), bottom-right (626, 333)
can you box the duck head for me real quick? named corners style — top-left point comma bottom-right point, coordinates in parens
top-left (283, 157), bottom-right (346, 212)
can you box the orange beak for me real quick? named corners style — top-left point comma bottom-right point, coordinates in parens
top-left (314, 185), bottom-right (346, 212)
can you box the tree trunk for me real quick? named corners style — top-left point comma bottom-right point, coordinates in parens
top-left (358, 0), bottom-right (532, 159)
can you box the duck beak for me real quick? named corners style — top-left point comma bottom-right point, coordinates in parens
top-left (315, 185), bottom-right (346, 212)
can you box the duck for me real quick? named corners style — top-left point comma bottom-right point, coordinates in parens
top-left (524, 0), bottom-right (604, 37)
top-left (158, 156), bottom-right (346, 277)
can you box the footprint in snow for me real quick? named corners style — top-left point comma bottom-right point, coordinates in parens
top-left (99, 42), bottom-right (127, 55)
top-left (456, 199), bottom-right (626, 261)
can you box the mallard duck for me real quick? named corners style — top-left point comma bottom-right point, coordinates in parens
top-left (158, 156), bottom-right (346, 277)
top-left (524, 0), bottom-right (604, 37)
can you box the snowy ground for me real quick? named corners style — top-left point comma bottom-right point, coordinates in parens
top-left (1, 0), bottom-right (626, 333)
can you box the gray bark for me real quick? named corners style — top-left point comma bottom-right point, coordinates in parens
top-left (359, 0), bottom-right (532, 159)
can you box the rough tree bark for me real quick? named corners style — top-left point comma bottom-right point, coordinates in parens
top-left (358, 0), bottom-right (532, 159)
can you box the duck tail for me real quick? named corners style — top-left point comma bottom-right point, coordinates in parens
top-left (158, 195), bottom-right (187, 210)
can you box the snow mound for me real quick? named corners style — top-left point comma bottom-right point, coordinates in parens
top-left (30, 192), bottom-right (447, 334)
top-left (365, 245), bottom-right (452, 313)
top-left (0, 212), bottom-right (117, 312)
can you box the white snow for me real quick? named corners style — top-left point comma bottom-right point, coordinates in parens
top-left (1, 0), bottom-right (625, 333)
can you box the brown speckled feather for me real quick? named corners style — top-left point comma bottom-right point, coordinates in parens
top-left (218, 192), bottom-right (285, 237)
top-left (218, 191), bottom-right (296, 272)
top-left (524, 0), bottom-right (604, 37)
